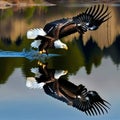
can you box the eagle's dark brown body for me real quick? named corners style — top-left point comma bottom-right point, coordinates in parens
top-left (43, 18), bottom-right (77, 39)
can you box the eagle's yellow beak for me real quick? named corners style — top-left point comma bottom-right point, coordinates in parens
top-left (64, 45), bottom-right (68, 50)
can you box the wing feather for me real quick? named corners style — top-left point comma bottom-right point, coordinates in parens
top-left (72, 90), bottom-right (110, 116)
top-left (73, 4), bottom-right (111, 33)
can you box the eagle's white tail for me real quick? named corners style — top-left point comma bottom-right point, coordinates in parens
top-left (27, 28), bottom-right (47, 39)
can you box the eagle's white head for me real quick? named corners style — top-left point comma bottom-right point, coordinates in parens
top-left (27, 28), bottom-right (46, 39)
top-left (54, 70), bottom-right (68, 79)
top-left (54, 39), bottom-right (68, 50)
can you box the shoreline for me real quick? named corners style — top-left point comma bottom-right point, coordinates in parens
top-left (0, 0), bottom-right (120, 9)
top-left (0, 1), bottom-right (56, 9)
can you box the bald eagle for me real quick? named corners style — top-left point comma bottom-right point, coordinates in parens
top-left (26, 62), bottom-right (110, 116)
top-left (27, 5), bottom-right (111, 54)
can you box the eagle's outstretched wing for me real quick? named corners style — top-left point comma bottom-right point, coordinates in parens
top-left (27, 5), bottom-right (111, 53)
top-left (73, 4), bottom-right (111, 33)
top-left (44, 80), bottom-right (110, 116)
top-left (73, 88), bottom-right (110, 116)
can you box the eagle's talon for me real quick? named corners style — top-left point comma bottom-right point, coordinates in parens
top-left (38, 61), bottom-right (43, 66)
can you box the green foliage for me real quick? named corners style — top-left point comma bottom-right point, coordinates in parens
top-left (0, 8), bottom-right (13, 20)
top-left (0, 35), bottom-right (31, 51)
top-left (0, 58), bottom-right (24, 84)
top-left (24, 7), bottom-right (36, 24)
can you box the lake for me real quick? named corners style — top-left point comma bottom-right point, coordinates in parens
top-left (0, 2), bottom-right (120, 120)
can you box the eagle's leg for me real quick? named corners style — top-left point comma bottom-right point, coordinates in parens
top-left (37, 61), bottom-right (49, 77)
top-left (39, 49), bottom-right (46, 54)
top-left (38, 61), bottom-right (43, 66)
top-left (39, 40), bottom-right (49, 54)
top-left (37, 61), bottom-right (46, 69)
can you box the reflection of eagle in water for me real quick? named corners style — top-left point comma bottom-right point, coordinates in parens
top-left (44, 78), bottom-right (110, 116)
top-left (26, 63), bottom-right (110, 116)
top-left (27, 5), bottom-right (111, 54)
